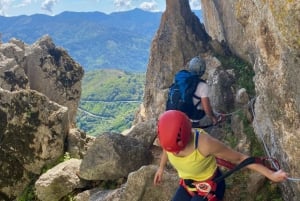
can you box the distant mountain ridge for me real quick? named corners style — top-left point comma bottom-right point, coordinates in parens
top-left (0, 9), bottom-right (162, 72)
top-left (0, 9), bottom-right (202, 72)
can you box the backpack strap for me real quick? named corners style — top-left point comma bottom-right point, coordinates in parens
top-left (193, 94), bottom-right (201, 108)
top-left (192, 79), bottom-right (205, 108)
top-left (194, 129), bottom-right (200, 149)
top-left (193, 94), bottom-right (201, 100)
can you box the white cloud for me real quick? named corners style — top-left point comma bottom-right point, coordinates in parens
top-left (0, 0), bottom-right (12, 16)
top-left (189, 0), bottom-right (201, 10)
top-left (113, 0), bottom-right (132, 11)
top-left (15, 0), bottom-right (32, 7)
top-left (139, 0), bottom-right (159, 12)
top-left (41, 0), bottom-right (58, 13)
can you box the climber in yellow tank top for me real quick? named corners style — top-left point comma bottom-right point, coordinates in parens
top-left (153, 110), bottom-right (287, 201)
top-left (167, 129), bottom-right (217, 181)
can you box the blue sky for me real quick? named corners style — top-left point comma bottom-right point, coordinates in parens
top-left (0, 0), bottom-right (201, 17)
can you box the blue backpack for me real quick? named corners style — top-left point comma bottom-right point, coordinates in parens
top-left (166, 70), bottom-right (205, 120)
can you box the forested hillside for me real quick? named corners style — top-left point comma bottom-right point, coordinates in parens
top-left (77, 69), bottom-right (145, 136)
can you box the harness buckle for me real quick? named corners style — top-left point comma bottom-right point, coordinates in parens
top-left (180, 179), bottom-right (219, 201)
top-left (193, 181), bottom-right (211, 194)
top-left (193, 181), bottom-right (218, 201)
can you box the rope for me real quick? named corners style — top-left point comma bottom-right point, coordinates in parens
top-left (213, 96), bottom-right (300, 181)
top-left (250, 98), bottom-right (274, 164)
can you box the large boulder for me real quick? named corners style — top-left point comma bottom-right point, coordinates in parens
top-left (78, 132), bottom-right (153, 180)
top-left (35, 159), bottom-right (86, 201)
top-left (24, 35), bottom-right (84, 125)
top-left (118, 165), bottom-right (178, 201)
top-left (0, 88), bottom-right (68, 199)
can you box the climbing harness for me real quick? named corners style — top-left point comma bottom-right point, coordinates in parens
top-left (178, 124), bottom-right (288, 200)
top-left (179, 157), bottom-right (260, 201)
top-left (179, 158), bottom-right (219, 200)
top-left (178, 130), bottom-right (267, 200)
top-left (179, 177), bottom-right (218, 201)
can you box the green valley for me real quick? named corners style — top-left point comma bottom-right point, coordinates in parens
top-left (76, 69), bottom-right (145, 136)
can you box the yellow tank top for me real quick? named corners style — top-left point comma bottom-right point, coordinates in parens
top-left (167, 129), bottom-right (217, 181)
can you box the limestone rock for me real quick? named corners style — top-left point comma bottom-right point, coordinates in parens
top-left (236, 88), bottom-right (249, 105)
top-left (119, 165), bottom-right (178, 201)
top-left (0, 35), bottom-right (83, 199)
top-left (67, 128), bottom-right (96, 159)
top-left (24, 35), bottom-right (84, 125)
top-left (76, 188), bottom-right (123, 201)
top-left (35, 159), bottom-right (85, 201)
top-left (0, 41), bottom-right (28, 91)
top-left (78, 132), bottom-right (153, 180)
top-left (0, 35), bottom-right (84, 125)
top-left (201, 1), bottom-right (300, 199)
top-left (0, 88), bottom-right (69, 199)
top-left (125, 118), bottom-right (157, 149)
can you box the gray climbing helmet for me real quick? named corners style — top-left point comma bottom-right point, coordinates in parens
top-left (188, 56), bottom-right (206, 76)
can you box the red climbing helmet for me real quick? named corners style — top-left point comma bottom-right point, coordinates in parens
top-left (157, 110), bottom-right (192, 153)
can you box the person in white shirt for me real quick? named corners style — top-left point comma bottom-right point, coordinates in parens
top-left (188, 56), bottom-right (218, 126)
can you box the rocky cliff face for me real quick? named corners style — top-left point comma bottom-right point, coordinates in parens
top-left (0, 89), bottom-right (68, 199)
top-left (0, 35), bottom-right (84, 199)
top-left (24, 36), bottom-right (83, 124)
top-left (0, 36), bottom-right (83, 125)
top-left (201, 0), bottom-right (300, 200)
top-left (141, 0), bottom-right (210, 121)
